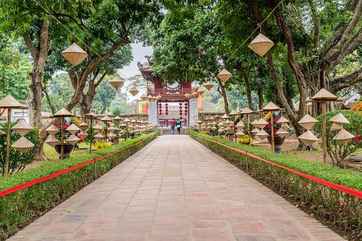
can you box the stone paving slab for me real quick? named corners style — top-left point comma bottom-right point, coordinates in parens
top-left (7, 135), bottom-right (345, 241)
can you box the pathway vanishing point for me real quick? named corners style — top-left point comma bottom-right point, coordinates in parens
top-left (8, 135), bottom-right (345, 241)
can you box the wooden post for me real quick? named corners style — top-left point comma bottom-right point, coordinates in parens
top-left (321, 102), bottom-right (327, 163)
top-left (60, 117), bottom-right (64, 160)
top-left (4, 108), bottom-right (11, 176)
top-left (89, 117), bottom-right (93, 153)
top-left (270, 111), bottom-right (275, 152)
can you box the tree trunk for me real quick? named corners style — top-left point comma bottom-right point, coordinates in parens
top-left (256, 84), bottom-right (263, 110)
top-left (24, 19), bottom-right (49, 161)
top-left (217, 79), bottom-right (229, 114)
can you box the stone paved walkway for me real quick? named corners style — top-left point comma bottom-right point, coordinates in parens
top-left (8, 135), bottom-right (345, 241)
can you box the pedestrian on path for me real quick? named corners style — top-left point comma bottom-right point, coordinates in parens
top-left (176, 119), bottom-right (182, 134)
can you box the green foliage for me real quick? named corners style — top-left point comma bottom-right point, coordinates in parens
top-left (0, 132), bottom-right (158, 240)
top-left (0, 38), bottom-right (31, 100)
top-left (0, 123), bottom-right (39, 176)
top-left (190, 130), bottom-right (362, 190)
top-left (190, 130), bottom-right (362, 241)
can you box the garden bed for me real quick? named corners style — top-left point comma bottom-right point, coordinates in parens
top-left (0, 132), bottom-right (158, 241)
top-left (190, 130), bottom-right (362, 241)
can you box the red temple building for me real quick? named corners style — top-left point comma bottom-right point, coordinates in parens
top-left (138, 59), bottom-right (200, 128)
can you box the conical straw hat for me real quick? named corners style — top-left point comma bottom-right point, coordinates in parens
top-left (66, 124), bottom-right (80, 134)
top-left (46, 124), bottom-right (59, 135)
top-left (0, 95), bottom-right (27, 109)
top-left (276, 116), bottom-right (289, 124)
top-left (101, 115), bottom-right (113, 122)
top-left (248, 33), bottom-right (274, 57)
top-left (12, 136), bottom-right (34, 152)
top-left (54, 108), bottom-right (73, 117)
top-left (217, 68), bottom-right (232, 83)
top-left (94, 133), bottom-right (104, 140)
top-left (85, 112), bottom-right (97, 118)
top-left (221, 114), bottom-right (229, 119)
top-left (263, 101), bottom-right (280, 111)
top-left (240, 107), bottom-right (253, 114)
top-left (109, 78), bottom-right (124, 90)
top-left (236, 121), bottom-right (245, 128)
top-left (252, 118), bottom-right (268, 128)
top-left (66, 134), bottom-right (80, 144)
top-left (12, 119), bottom-right (32, 136)
top-left (276, 128), bottom-right (289, 137)
top-left (298, 130), bottom-right (319, 145)
top-left (236, 130), bottom-right (245, 136)
top-left (93, 123), bottom-right (103, 131)
top-left (329, 113), bottom-right (349, 124)
top-left (298, 114), bottom-right (318, 130)
top-left (256, 129), bottom-right (269, 138)
top-left (62, 43), bottom-right (88, 66)
top-left (203, 82), bottom-right (214, 91)
top-left (45, 134), bottom-right (58, 146)
top-left (333, 128), bottom-right (354, 143)
top-left (79, 122), bottom-right (88, 129)
top-left (312, 88), bottom-right (337, 101)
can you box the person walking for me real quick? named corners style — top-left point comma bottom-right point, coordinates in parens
top-left (170, 118), bottom-right (176, 134)
top-left (176, 119), bottom-right (182, 134)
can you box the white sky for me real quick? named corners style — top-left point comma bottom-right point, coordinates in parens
top-left (116, 43), bottom-right (153, 102)
top-left (119, 43), bottom-right (153, 79)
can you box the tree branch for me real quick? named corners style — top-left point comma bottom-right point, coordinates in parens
top-left (330, 67), bottom-right (362, 91)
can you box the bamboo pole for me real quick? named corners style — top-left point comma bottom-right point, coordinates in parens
top-left (60, 117), bottom-right (64, 160)
top-left (270, 111), bottom-right (275, 152)
top-left (321, 102), bottom-right (327, 163)
top-left (4, 108), bottom-right (11, 176)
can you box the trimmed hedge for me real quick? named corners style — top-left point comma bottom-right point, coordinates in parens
top-left (190, 130), bottom-right (362, 241)
top-left (0, 132), bottom-right (158, 241)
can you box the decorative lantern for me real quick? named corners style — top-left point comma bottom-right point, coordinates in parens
top-left (66, 134), bottom-right (80, 145)
top-left (276, 128), bottom-right (289, 138)
top-left (204, 82), bottom-right (214, 91)
top-left (329, 113), bottom-right (349, 131)
top-left (46, 124), bottom-right (59, 135)
top-left (248, 33), bottom-right (274, 57)
top-left (236, 130), bottom-right (245, 136)
top-left (298, 114), bottom-right (318, 130)
top-left (252, 118), bottom-right (268, 129)
top-left (12, 136), bottom-right (34, 152)
top-left (12, 119), bottom-right (32, 136)
top-left (263, 101), bottom-right (280, 112)
top-left (0, 95), bottom-right (27, 109)
top-left (129, 86), bottom-right (139, 96)
top-left (94, 133), bottom-right (104, 140)
top-left (66, 124), bottom-right (80, 135)
top-left (109, 77), bottom-right (124, 90)
top-left (236, 121), bottom-right (245, 129)
top-left (62, 43), bottom-right (88, 66)
top-left (333, 128), bottom-right (354, 144)
top-left (217, 68), bottom-right (232, 85)
top-left (45, 134), bottom-right (58, 146)
top-left (276, 116), bottom-right (289, 124)
top-left (298, 130), bottom-right (319, 145)
top-left (256, 129), bottom-right (269, 139)
top-left (312, 88), bottom-right (338, 102)
top-left (79, 122), bottom-right (88, 131)
top-left (53, 108), bottom-right (73, 118)
top-left (93, 123), bottom-right (103, 131)
top-left (241, 107), bottom-right (253, 115)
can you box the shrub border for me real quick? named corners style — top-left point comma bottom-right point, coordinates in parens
top-left (0, 132), bottom-right (158, 240)
top-left (190, 131), bottom-right (362, 240)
